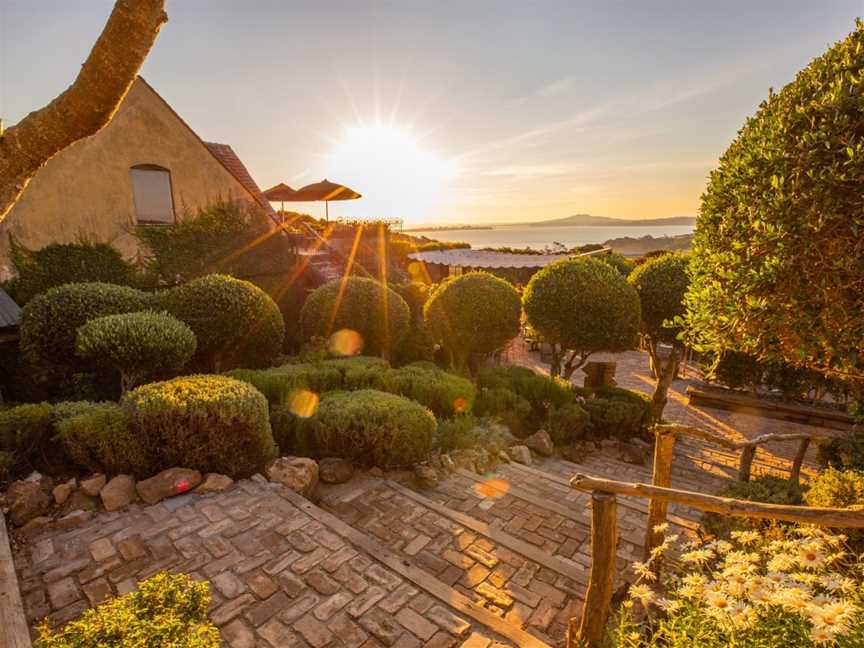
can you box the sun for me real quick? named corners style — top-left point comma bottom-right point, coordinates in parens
top-left (325, 122), bottom-right (458, 223)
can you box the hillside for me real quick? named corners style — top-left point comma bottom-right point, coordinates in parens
top-left (528, 214), bottom-right (696, 227)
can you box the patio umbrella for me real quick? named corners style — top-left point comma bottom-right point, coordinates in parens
top-left (263, 183), bottom-right (298, 217)
top-left (290, 179), bottom-right (361, 222)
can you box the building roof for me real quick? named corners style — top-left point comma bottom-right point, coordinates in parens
top-left (0, 288), bottom-right (21, 328)
top-left (407, 246), bottom-right (612, 270)
top-left (204, 142), bottom-right (276, 216)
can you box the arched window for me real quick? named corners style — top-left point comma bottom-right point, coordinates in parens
top-left (130, 164), bottom-right (175, 224)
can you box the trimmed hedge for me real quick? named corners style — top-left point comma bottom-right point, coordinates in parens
top-left (76, 311), bottom-right (196, 393)
top-left (805, 467), bottom-right (864, 550)
top-left (583, 387), bottom-right (651, 440)
top-left (299, 277), bottom-right (410, 356)
top-left (435, 416), bottom-right (516, 453)
top-left (122, 375), bottom-right (277, 478)
top-left (546, 403), bottom-right (591, 445)
top-left (0, 403), bottom-right (53, 478)
top-left (55, 403), bottom-right (150, 477)
top-left (36, 572), bottom-right (219, 648)
top-left (702, 475), bottom-right (803, 538)
top-left (474, 387), bottom-right (533, 437)
top-left (311, 390), bottom-right (435, 468)
top-left (19, 282), bottom-right (153, 380)
top-left (385, 363), bottom-right (476, 418)
top-left (627, 253), bottom-right (689, 345)
top-left (157, 274), bottom-right (284, 371)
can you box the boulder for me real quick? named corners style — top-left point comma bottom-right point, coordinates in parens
top-left (267, 457), bottom-right (318, 497)
top-left (19, 516), bottom-right (52, 537)
top-left (439, 454), bottom-right (456, 473)
top-left (8, 481), bottom-right (52, 526)
top-left (368, 467), bottom-right (384, 478)
top-left (136, 468), bottom-right (202, 505)
top-left (62, 490), bottom-right (98, 515)
top-left (56, 510), bottom-right (92, 530)
top-left (80, 473), bottom-right (107, 497)
top-left (508, 445), bottom-right (532, 465)
top-left (52, 478), bottom-right (76, 506)
top-left (525, 430), bottom-right (554, 456)
top-left (319, 458), bottom-right (354, 484)
top-left (414, 465), bottom-right (439, 489)
top-left (497, 450), bottom-right (511, 463)
top-left (449, 449), bottom-right (479, 472)
top-left (473, 448), bottom-right (499, 474)
top-left (100, 475), bottom-right (137, 512)
top-left (562, 442), bottom-right (594, 464)
top-left (197, 473), bottom-right (234, 494)
top-left (617, 442), bottom-right (647, 466)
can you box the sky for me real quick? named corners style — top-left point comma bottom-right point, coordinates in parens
top-left (1, 1), bottom-right (862, 226)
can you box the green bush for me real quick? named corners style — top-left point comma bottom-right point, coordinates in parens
top-left (583, 387), bottom-right (651, 440)
top-left (627, 253), bottom-right (689, 345)
top-left (19, 282), bottom-right (153, 380)
top-left (424, 272), bottom-right (521, 370)
top-left (523, 257), bottom-right (640, 378)
top-left (0, 403), bottom-right (53, 478)
top-left (709, 350), bottom-right (764, 391)
top-left (122, 375), bottom-right (277, 477)
top-left (36, 572), bottom-right (219, 648)
top-left (76, 311), bottom-right (196, 394)
top-left (390, 323), bottom-right (436, 367)
top-left (435, 416), bottom-right (516, 453)
top-left (269, 403), bottom-right (317, 456)
top-left (546, 403), bottom-right (590, 445)
top-left (311, 390), bottom-right (435, 468)
top-left (299, 277), bottom-right (410, 357)
top-left (702, 474), bottom-right (804, 538)
top-left (474, 387), bottom-right (534, 437)
top-left (601, 252), bottom-right (636, 278)
top-left (55, 402), bottom-right (150, 477)
top-left (386, 363), bottom-right (476, 418)
top-left (685, 22), bottom-right (864, 382)
top-left (805, 467), bottom-right (864, 550)
top-left (6, 238), bottom-right (138, 305)
top-left (158, 274), bottom-right (284, 371)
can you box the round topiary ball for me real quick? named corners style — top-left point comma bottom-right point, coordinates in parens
top-left (299, 277), bottom-right (410, 357)
top-left (157, 274), bottom-right (285, 371)
top-left (627, 253), bottom-right (690, 344)
top-left (76, 311), bottom-right (197, 393)
top-left (523, 257), bottom-right (640, 361)
top-left (423, 272), bottom-right (521, 368)
top-left (122, 374), bottom-right (277, 477)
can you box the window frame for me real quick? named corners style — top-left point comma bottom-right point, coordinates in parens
top-left (129, 164), bottom-right (176, 225)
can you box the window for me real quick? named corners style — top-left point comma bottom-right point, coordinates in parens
top-left (130, 165), bottom-right (175, 224)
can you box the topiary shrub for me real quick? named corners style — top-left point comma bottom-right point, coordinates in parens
top-left (474, 387), bottom-right (534, 437)
top-left (0, 403), bottom-right (53, 479)
top-left (299, 277), bottom-right (410, 357)
top-left (19, 282), bottom-right (153, 381)
top-left (390, 324), bottom-right (436, 367)
top-left (157, 274), bottom-right (284, 371)
top-left (76, 311), bottom-right (196, 394)
top-left (36, 572), bottom-right (219, 648)
top-left (386, 363), bottom-right (476, 418)
top-left (54, 402), bottom-right (150, 477)
top-left (423, 272), bottom-right (521, 371)
top-left (709, 350), bottom-right (764, 392)
top-left (602, 252), bottom-right (635, 278)
top-left (270, 403), bottom-right (318, 457)
top-left (583, 387), bottom-right (652, 440)
top-left (546, 403), bottom-right (590, 445)
top-left (122, 375), bottom-right (277, 477)
top-left (685, 22), bottom-right (864, 384)
top-left (701, 474), bottom-right (804, 539)
top-left (435, 416), bottom-right (516, 454)
top-left (804, 467), bottom-right (864, 551)
top-left (311, 390), bottom-right (435, 468)
top-left (523, 257), bottom-right (640, 378)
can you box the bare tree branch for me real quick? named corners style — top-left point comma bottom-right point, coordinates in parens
top-left (0, 0), bottom-right (168, 220)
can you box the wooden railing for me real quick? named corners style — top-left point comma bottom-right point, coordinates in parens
top-left (565, 423), bottom-right (864, 647)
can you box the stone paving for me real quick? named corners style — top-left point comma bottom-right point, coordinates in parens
top-left (15, 477), bottom-right (514, 648)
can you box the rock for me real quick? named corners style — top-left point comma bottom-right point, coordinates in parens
top-left (368, 467), bottom-right (384, 478)
top-left (439, 454), bottom-right (456, 472)
top-left (267, 457), bottom-right (318, 497)
top-left (508, 445), bottom-right (532, 465)
top-left (525, 430), bottom-right (554, 456)
top-left (8, 481), bottom-right (52, 526)
top-left (197, 473), bottom-right (234, 494)
top-left (449, 449), bottom-right (479, 472)
top-left (473, 448), bottom-right (498, 474)
top-left (497, 450), bottom-right (510, 463)
top-left (562, 442), bottom-right (593, 464)
top-left (599, 439), bottom-right (618, 450)
top-left (319, 458), bottom-right (354, 484)
top-left (62, 490), bottom-right (98, 515)
top-left (22, 470), bottom-right (43, 483)
top-left (80, 473), bottom-right (107, 497)
top-left (100, 475), bottom-right (136, 512)
top-left (56, 510), bottom-right (92, 530)
top-left (19, 516), bottom-right (52, 537)
top-left (414, 465), bottom-right (439, 489)
top-left (136, 468), bottom-right (202, 505)
top-left (617, 442), bottom-right (646, 466)
top-left (52, 478), bottom-right (76, 506)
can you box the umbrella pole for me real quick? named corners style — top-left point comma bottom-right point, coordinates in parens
top-left (325, 201), bottom-right (329, 222)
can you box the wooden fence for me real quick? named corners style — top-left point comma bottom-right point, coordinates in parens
top-left (565, 423), bottom-right (864, 647)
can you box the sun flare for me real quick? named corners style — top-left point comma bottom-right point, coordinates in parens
top-left (326, 122), bottom-right (458, 223)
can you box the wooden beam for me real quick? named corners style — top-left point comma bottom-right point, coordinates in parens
top-left (570, 474), bottom-right (864, 528)
top-left (790, 438), bottom-right (811, 487)
top-left (0, 511), bottom-right (32, 648)
top-left (738, 445), bottom-right (756, 482)
top-left (569, 492), bottom-right (617, 648)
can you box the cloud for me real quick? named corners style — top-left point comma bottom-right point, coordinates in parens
top-left (535, 77), bottom-right (574, 98)
top-left (480, 164), bottom-right (572, 179)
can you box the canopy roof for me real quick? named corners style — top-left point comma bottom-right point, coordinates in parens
top-left (407, 249), bottom-right (576, 269)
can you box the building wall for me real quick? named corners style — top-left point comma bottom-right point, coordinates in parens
top-left (0, 79), bottom-right (256, 280)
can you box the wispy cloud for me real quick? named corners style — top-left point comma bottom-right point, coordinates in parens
top-left (534, 77), bottom-right (574, 98)
top-left (480, 164), bottom-right (572, 179)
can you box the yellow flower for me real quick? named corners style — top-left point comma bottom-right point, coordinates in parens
top-left (629, 584), bottom-right (656, 607)
top-left (730, 530), bottom-right (761, 546)
top-left (652, 523), bottom-right (669, 534)
top-left (767, 553), bottom-right (795, 572)
top-left (681, 548), bottom-right (714, 565)
top-left (632, 561), bottom-right (657, 583)
top-left (809, 625), bottom-right (837, 645)
top-left (704, 591), bottom-right (732, 612)
top-left (809, 600), bottom-right (856, 632)
top-left (797, 543), bottom-right (826, 569)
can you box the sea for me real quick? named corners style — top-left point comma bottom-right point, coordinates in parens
top-left (405, 224), bottom-right (695, 250)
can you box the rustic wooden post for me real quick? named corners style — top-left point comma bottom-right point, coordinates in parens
top-left (569, 491), bottom-right (618, 648)
top-left (738, 445), bottom-right (756, 482)
top-left (789, 437), bottom-right (811, 487)
top-left (644, 430), bottom-right (676, 563)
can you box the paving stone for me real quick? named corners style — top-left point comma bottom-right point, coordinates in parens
top-left (461, 633), bottom-right (492, 648)
top-left (89, 537), bottom-right (116, 562)
top-left (258, 618), bottom-right (298, 647)
top-left (279, 570), bottom-right (307, 598)
top-left (245, 590), bottom-right (291, 627)
top-left (426, 606), bottom-right (471, 637)
top-left (331, 612), bottom-right (370, 647)
top-left (313, 591), bottom-right (352, 620)
top-left (306, 568), bottom-right (340, 595)
top-left (211, 593), bottom-right (257, 626)
top-left (247, 572), bottom-right (279, 599)
top-left (280, 592), bottom-right (320, 623)
top-left (81, 578), bottom-right (113, 606)
top-left (358, 607), bottom-right (404, 646)
top-left (213, 571), bottom-right (247, 599)
top-left (222, 618), bottom-right (257, 648)
top-left (378, 582), bottom-right (418, 614)
top-left (47, 577), bottom-right (80, 610)
top-left (346, 586), bottom-right (387, 618)
top-left (295, 613), bottom-right (335, 647)
top-left (395, 607), bottom-right (438, 641)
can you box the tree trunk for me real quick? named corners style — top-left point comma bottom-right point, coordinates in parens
top-left (0, 0), bottom-right (167, 220)
top-left (650, 343), bottom-right (681, 421)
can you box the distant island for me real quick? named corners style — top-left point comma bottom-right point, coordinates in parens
top-left (603, 233), bottom-right (693, 256)
top-left (403, 225), bottom-right (493, 232)
top-left (528, 214), bottom-right (696, 227)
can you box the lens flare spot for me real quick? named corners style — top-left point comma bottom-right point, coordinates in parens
top-left (407, 262), bottom-right (424, 279)
top-left (453, 397), bottom-right (469, 414)
top-left (287, 389), bottom-right (320, 418)
top-left (328, 329), bottom-right (364, 356)
top-left (472, 478), bottom-right (510, 499)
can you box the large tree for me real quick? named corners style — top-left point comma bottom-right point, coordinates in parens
top-left (0, 0), bottom-right (167, 220)
top-left (686, 21), bottom-right (864, 385)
